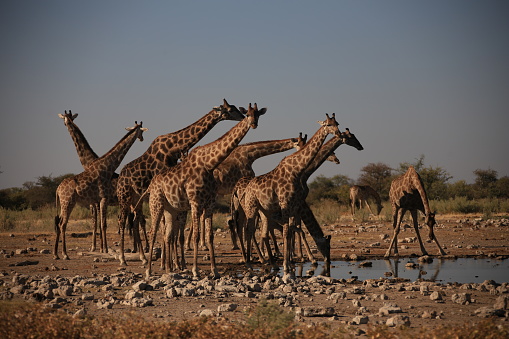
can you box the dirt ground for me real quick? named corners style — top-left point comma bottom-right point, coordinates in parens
top-left (1, 214), bottom-right (509, 335)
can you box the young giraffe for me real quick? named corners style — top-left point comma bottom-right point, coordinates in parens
top-left (242, 113), bottom-right (341, 280)
top-left (385, 166), bottom-right (447, 258)
top-left (54, 121), bottom-right (148, 260)
top-left (138, 103), bottom-right (266, 278)
top-left (185, 133), bottom-right (307, 252)
top-left (58, 111), bottom-right (119, 252)
top-left (116, 99), bottom-right (245, 266)
top-left (350, 185), bottom-right (383, 217)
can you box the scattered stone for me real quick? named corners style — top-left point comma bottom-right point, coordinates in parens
top-left (199, 309), bottom-right (215, 317)
top-left (430, 291), bottom-right (443, 301)
top-left (452, 293), bottom-right (471, 305)
top-left (386, 315), bottom-right (410, 327)
top-left (295, 306), bottom-right (335, 317)
top-left (378, 304), bottom-right (402, 316)
top-left (351, 315), bottom-right (369, 325)
top-left (217, 303), bottom-right (237, 312)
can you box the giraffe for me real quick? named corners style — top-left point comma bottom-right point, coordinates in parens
top-left (231, 126), bottom-right (363, 267)
top-left (54, 121), bottom-right (148, 260)
top-left (385, 166), bottom-right (447, 258)
top-left (116, 99), bottom-right (245, 266)
top-left (138, 103), bottom-right (266, 278)
top-left (241, 113), bottom-right (341, 280)
top-left (185, 133), bottom-right (308, 252)
top-left (58, 110), bottom-right (119, 252)
top-left (349, 185), bottom-right (383, 217)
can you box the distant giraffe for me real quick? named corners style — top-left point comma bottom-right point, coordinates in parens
top-left (54, 122), bottom-right (147, 260)
top-left (350, 185), bottom-right (383, 217)
top-left (137, 103), bottom-right (266, 278)
top-left (385, 166), bottom-right (447, 258)
top-left (58, 110), bottom-right (119, 252)
top-left (241, 114), bottom-right (341, 280)
top-left (116, 99), bottom-right (245, 266)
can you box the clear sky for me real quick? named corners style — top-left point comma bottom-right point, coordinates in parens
top-left (1, 0), bottom-right (508, 190)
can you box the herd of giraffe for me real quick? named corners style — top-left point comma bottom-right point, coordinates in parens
top-left (54, 99), bottom-right (446, 280)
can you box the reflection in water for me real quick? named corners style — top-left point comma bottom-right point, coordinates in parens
top-left (298, 258), bottom-right (509, 284)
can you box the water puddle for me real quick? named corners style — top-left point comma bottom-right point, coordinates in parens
top-left (295, 258), bottom-right (509, 284)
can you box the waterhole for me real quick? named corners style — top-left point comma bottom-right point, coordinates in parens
top-left (296, 258), bottom-right (509, 284)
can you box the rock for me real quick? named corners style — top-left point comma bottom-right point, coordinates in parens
top-left (199, 309), bottom-right (215, 317)
top-left (494, 296), bottom-right (509, 310)
top-left (81, 293), bottom-right (94, 301)
top-left (378, 304), bottom-right (402, 316)
top-left (295, 306), bottom-right (335, 317)
top-left (217, 303), bottom-right (237, 312)
top-left (96, 299), bottom-right (113, 309)
top-left (474, 307), bottom-right (506, 318)
top-left (451, 293), bottom-right (471, 305)
top-left (386, 315), bottom-right (411, 327)
top-left (430, 291), bottom-right (443, 301)
top-left (351, 315), bottom-right (369, 325)
top-left (73, 308), bottom-right (87, 319)
top-left (422, 310), bottom-right (437, 319)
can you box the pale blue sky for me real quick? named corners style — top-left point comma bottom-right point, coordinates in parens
top-left (1, 0), bottom-right (508, 189)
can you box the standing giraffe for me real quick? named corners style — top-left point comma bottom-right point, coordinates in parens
top-left (54, 121), bottom-right (148, 260)
top-left (350, 185), bottom-right (383, 217)
top-left (385, 166), bottom-right (447, 258)
top-left (58, 110), bottom-right (119, 252)
top-left (116, 99), bottom-right (245, 266)
top-left (138, 103), bottom-right (266, 278)
top-left (242, 113), bottom-right (341, 280)
top-left (231, 126), bottom-right (362, 267)
top-left (185, 133), bottom-right (307, 252)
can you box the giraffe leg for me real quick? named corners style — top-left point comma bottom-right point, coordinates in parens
top-left (90, 204), bottom-right (98, 252)
top-left (184, 221), bottom-right (193, 251)
top-left (117, 205), bottom-right (129, 266)
top-left (365, 200), bottom-right (375, 215)
top-left (204, 211), bottom-right (219, 279)
top-left (146, 204), bottom-right (164, 278)
top-left (410, 210), bottom-right (428, 256)
top-left (433, 233), bottom-right (447, 256)
top-left (191, 206), bottom-right (201, 278)
top-left (385, 208), bottom-right (404, 258)
top-left (99, 198), bottom-right (108, 254)
top-left (176, 211), bottom-right (187, 270)
top-left (282, 213), bottom-right (296, 281)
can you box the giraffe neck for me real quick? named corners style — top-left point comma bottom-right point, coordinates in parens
top-left (96, 127), bottom-right (141, 175)
top-left (302, 135), bottom-right (343, 181)
top-left (411, 171), bottom-right (431, 215)
top-left (65, 120), bottom-right (98, 168)
top-left (148, 108), bottom-right (226, 160)
top-left (278, 126), bottom-right (328, 177)
top-left (190, 116), bottom-right (252, 171)
top-left (229, 138), bottom-right (297, 164)
top-left (366, 186), bottom-right (382, 205)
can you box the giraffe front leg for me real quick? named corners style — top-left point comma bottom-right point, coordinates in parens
top-left (99, 199), bottom-right (109, 254)
top-left (204, 212), bottom-right (219, 279)
top-left (282, 217), bottom-right (295, 282)
top-left (385, 209), bottom-right (403, 258)
top-left (410, 210), bottom-right (428, 256)
top-left (90, 204), bottom-right (98, 252)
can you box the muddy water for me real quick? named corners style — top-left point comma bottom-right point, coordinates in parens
top-left (297, 258), bottom-right (509, 284)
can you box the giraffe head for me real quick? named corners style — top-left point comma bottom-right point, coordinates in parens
top-left (239, 103), bottom-right (267, 129)
top-left (318, 113), bottom-right (341, 137)
top-left (58, 110), bottom-right (79, 125)
top-left (292, 132), bottom-right (308, 150)
top-left (126, 121), bottom-right (149, 142)
top-left (215, 98), bottom-right (245, 122)
top-left (425, 211), bottom-right (437, 241)
top-left (341, 128), bottom-right (364, 151)
top-left (326, 152), bottom-right (340, 164)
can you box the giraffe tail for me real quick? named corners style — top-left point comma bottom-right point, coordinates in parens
top-left (54, 191), bottom-right (61, 233)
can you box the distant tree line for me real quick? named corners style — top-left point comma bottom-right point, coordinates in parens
top-left (307, 155), bottom-right (509, 206)
top-left (0, 155), bottom-right (508, 211)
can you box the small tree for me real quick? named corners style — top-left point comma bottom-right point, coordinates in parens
top-left (357, 162), bottom-right (392, 200)
top-left (473, 168), bottom-right (498, 198)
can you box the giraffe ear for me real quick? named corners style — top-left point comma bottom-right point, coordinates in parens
top-left (258, 107), bottom-right (267, 115)
top-left (72, 113), bottom-right (78, 120)
top-left (141, 127), bottom-right (149, 132)
top-left (223, 98), bottom-right (230, 107)
top-left (238, 107), bottom-right (247, 115)
top-left (58, 113), bottom-right (65, 119)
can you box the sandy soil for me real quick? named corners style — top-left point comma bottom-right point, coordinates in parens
top-left (1, 214), bottom-right (508, 335)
